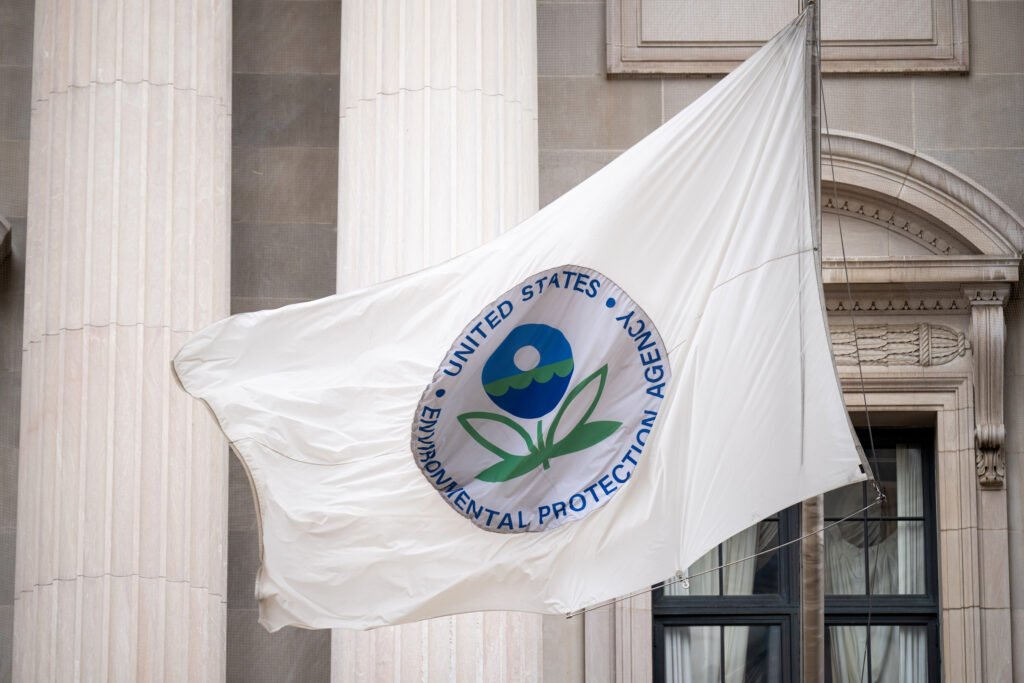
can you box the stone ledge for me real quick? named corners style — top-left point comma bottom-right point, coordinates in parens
top-left (823, 255), bottom-right (1020, 285)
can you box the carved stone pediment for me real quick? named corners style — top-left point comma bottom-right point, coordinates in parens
top-left (830, 323), bottom-right (966, 367)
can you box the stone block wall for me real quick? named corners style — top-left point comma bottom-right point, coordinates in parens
top-left (227, 0), bottom-right (340, 678)
top-left (538, 0), bottom-right (1023, 219)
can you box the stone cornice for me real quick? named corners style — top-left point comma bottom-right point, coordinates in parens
top-left (822, 255), bottom-right (1020, 286)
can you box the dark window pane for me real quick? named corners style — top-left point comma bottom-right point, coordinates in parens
top-left (874, 453), bottom-right (899, 517)
top-left (665, 626), bottom-right (720, 682)
top-left (828, 624), bottom-right (929, 682)
top-left (724, 625), bottom-right (782, 683)
top-left (868, 521), bottom-right (926, 595)
top-left (751, 521), bottom-right (780, 595)
top-left (828, 625), bottom-right (867, 682)
top-left (824, 481), bottom-right (864, 519)
top-left (870, 625), bottom-right (927, 682)
top-left (666, 520), bottom-right (784, 597)
top-left (725, 521), bottom-right (779, 596)
top-left (825, 522), bottom-right (867, 595)
top-left (865, 520), bottom-right (898, 594)
top-left (893, 447), bottom-right (924, 518)
top-left (666, 546), bottom-right (720, 596)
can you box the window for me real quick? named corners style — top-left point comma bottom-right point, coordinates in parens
top-left (653, 510), bottom-right (800, 682)
top-left (824, 428), bottom-right (940, 682)
top-left (652, 428), bottom-right (941, 683)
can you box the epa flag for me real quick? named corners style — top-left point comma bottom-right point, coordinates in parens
top-left (174, 13), bottom-right (865, 632)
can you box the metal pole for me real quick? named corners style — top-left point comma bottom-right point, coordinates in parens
top-left (801, 3), bottom-right (826, 682)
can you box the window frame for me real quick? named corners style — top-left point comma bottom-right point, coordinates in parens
top-left (651, 507), bottom-right (801, 683)
top-left (823, 427), bottom-right (942, 682)
top-left (652, 427), bottom-right (943, 683)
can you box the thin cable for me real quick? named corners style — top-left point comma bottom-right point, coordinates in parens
top-left (565, 493), bottom-right (883, 619)
top-left (818, 60), bottom-right (881, 484)
top-left (819, 37), bottom-right (904, 681)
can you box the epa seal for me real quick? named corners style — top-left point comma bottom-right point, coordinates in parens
top-left (411, 265), bottom-right (671, 533)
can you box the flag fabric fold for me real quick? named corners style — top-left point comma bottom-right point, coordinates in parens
top-left (175, 11), bottom-right (866, 631)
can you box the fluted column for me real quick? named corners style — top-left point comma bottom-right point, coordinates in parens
top-left (13, 0), bottom-right (231, 678)
top-left (332, 1), bottom-right (541, 680)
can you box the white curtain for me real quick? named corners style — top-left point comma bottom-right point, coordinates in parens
top-left (664, 523), bottom-right (778, 680)
top-left (826, 446), bottom-right (926, 682)
top-left (896, 446), bottom-right (927, 681)
top-left (666, 625), bottom-right (720, 683)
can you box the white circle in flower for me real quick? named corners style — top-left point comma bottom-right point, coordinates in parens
top-left (513, 345), bottom-right (541, 372)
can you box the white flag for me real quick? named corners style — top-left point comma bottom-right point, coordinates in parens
top-left (175, 13), bottom-right (865, 631)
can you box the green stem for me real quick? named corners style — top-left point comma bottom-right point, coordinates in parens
top-left (537, 420), bottom-right (549, 468)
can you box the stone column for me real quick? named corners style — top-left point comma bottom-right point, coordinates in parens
top-left (332, 1), bottom-right (542, 680)
top-left (12, 0), bottom-right (232, 678)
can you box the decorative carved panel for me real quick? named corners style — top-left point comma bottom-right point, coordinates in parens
top-left (607, 0), bottom-right (969, 74)
top-left (829, 323), bottom-right (966, 366)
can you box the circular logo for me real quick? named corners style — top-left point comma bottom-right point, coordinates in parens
top-left (411, 265), bottom-right (671, 533)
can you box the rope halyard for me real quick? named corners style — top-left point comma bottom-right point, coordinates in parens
top-left (818, 5), bottom-right (896, 676)
top-left (565, 491), bottom-right (885, 619)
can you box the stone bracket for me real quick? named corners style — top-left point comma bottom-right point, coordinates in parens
top-left (964, 285), bottom-right (1011, 488)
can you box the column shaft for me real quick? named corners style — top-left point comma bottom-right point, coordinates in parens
top-left (13, 0), bottom-right (232, 678)
top-left (332, 1), bottom-right (541, 680)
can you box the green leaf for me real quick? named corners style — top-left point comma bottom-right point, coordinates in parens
top-left (551, 420), bottom-right (622, 458)
top-left (548, 364), bottom-right (609, 445)
top-left (476, 453), bottom-right (546, 483)
top-left (457, 412), bottom-right (535, 462)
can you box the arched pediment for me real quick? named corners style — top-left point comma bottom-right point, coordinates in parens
top-left (821, 132), bottom-right (1023, 258)
top-left (820, 133), bottom-right (1022, 491)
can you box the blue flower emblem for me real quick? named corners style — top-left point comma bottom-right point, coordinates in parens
top-left (481, 324), bottom-right (573, 419)
top-left (461, 322), bottom-right (619, 483)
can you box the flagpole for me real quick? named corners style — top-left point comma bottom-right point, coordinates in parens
top-left (810, 1), bottom-right (822, 263)
top-left (800, 2), bottom-right (827, 682)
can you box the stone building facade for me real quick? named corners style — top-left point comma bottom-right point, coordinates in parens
top-left (0, 0), bottom-right (1022, 681)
